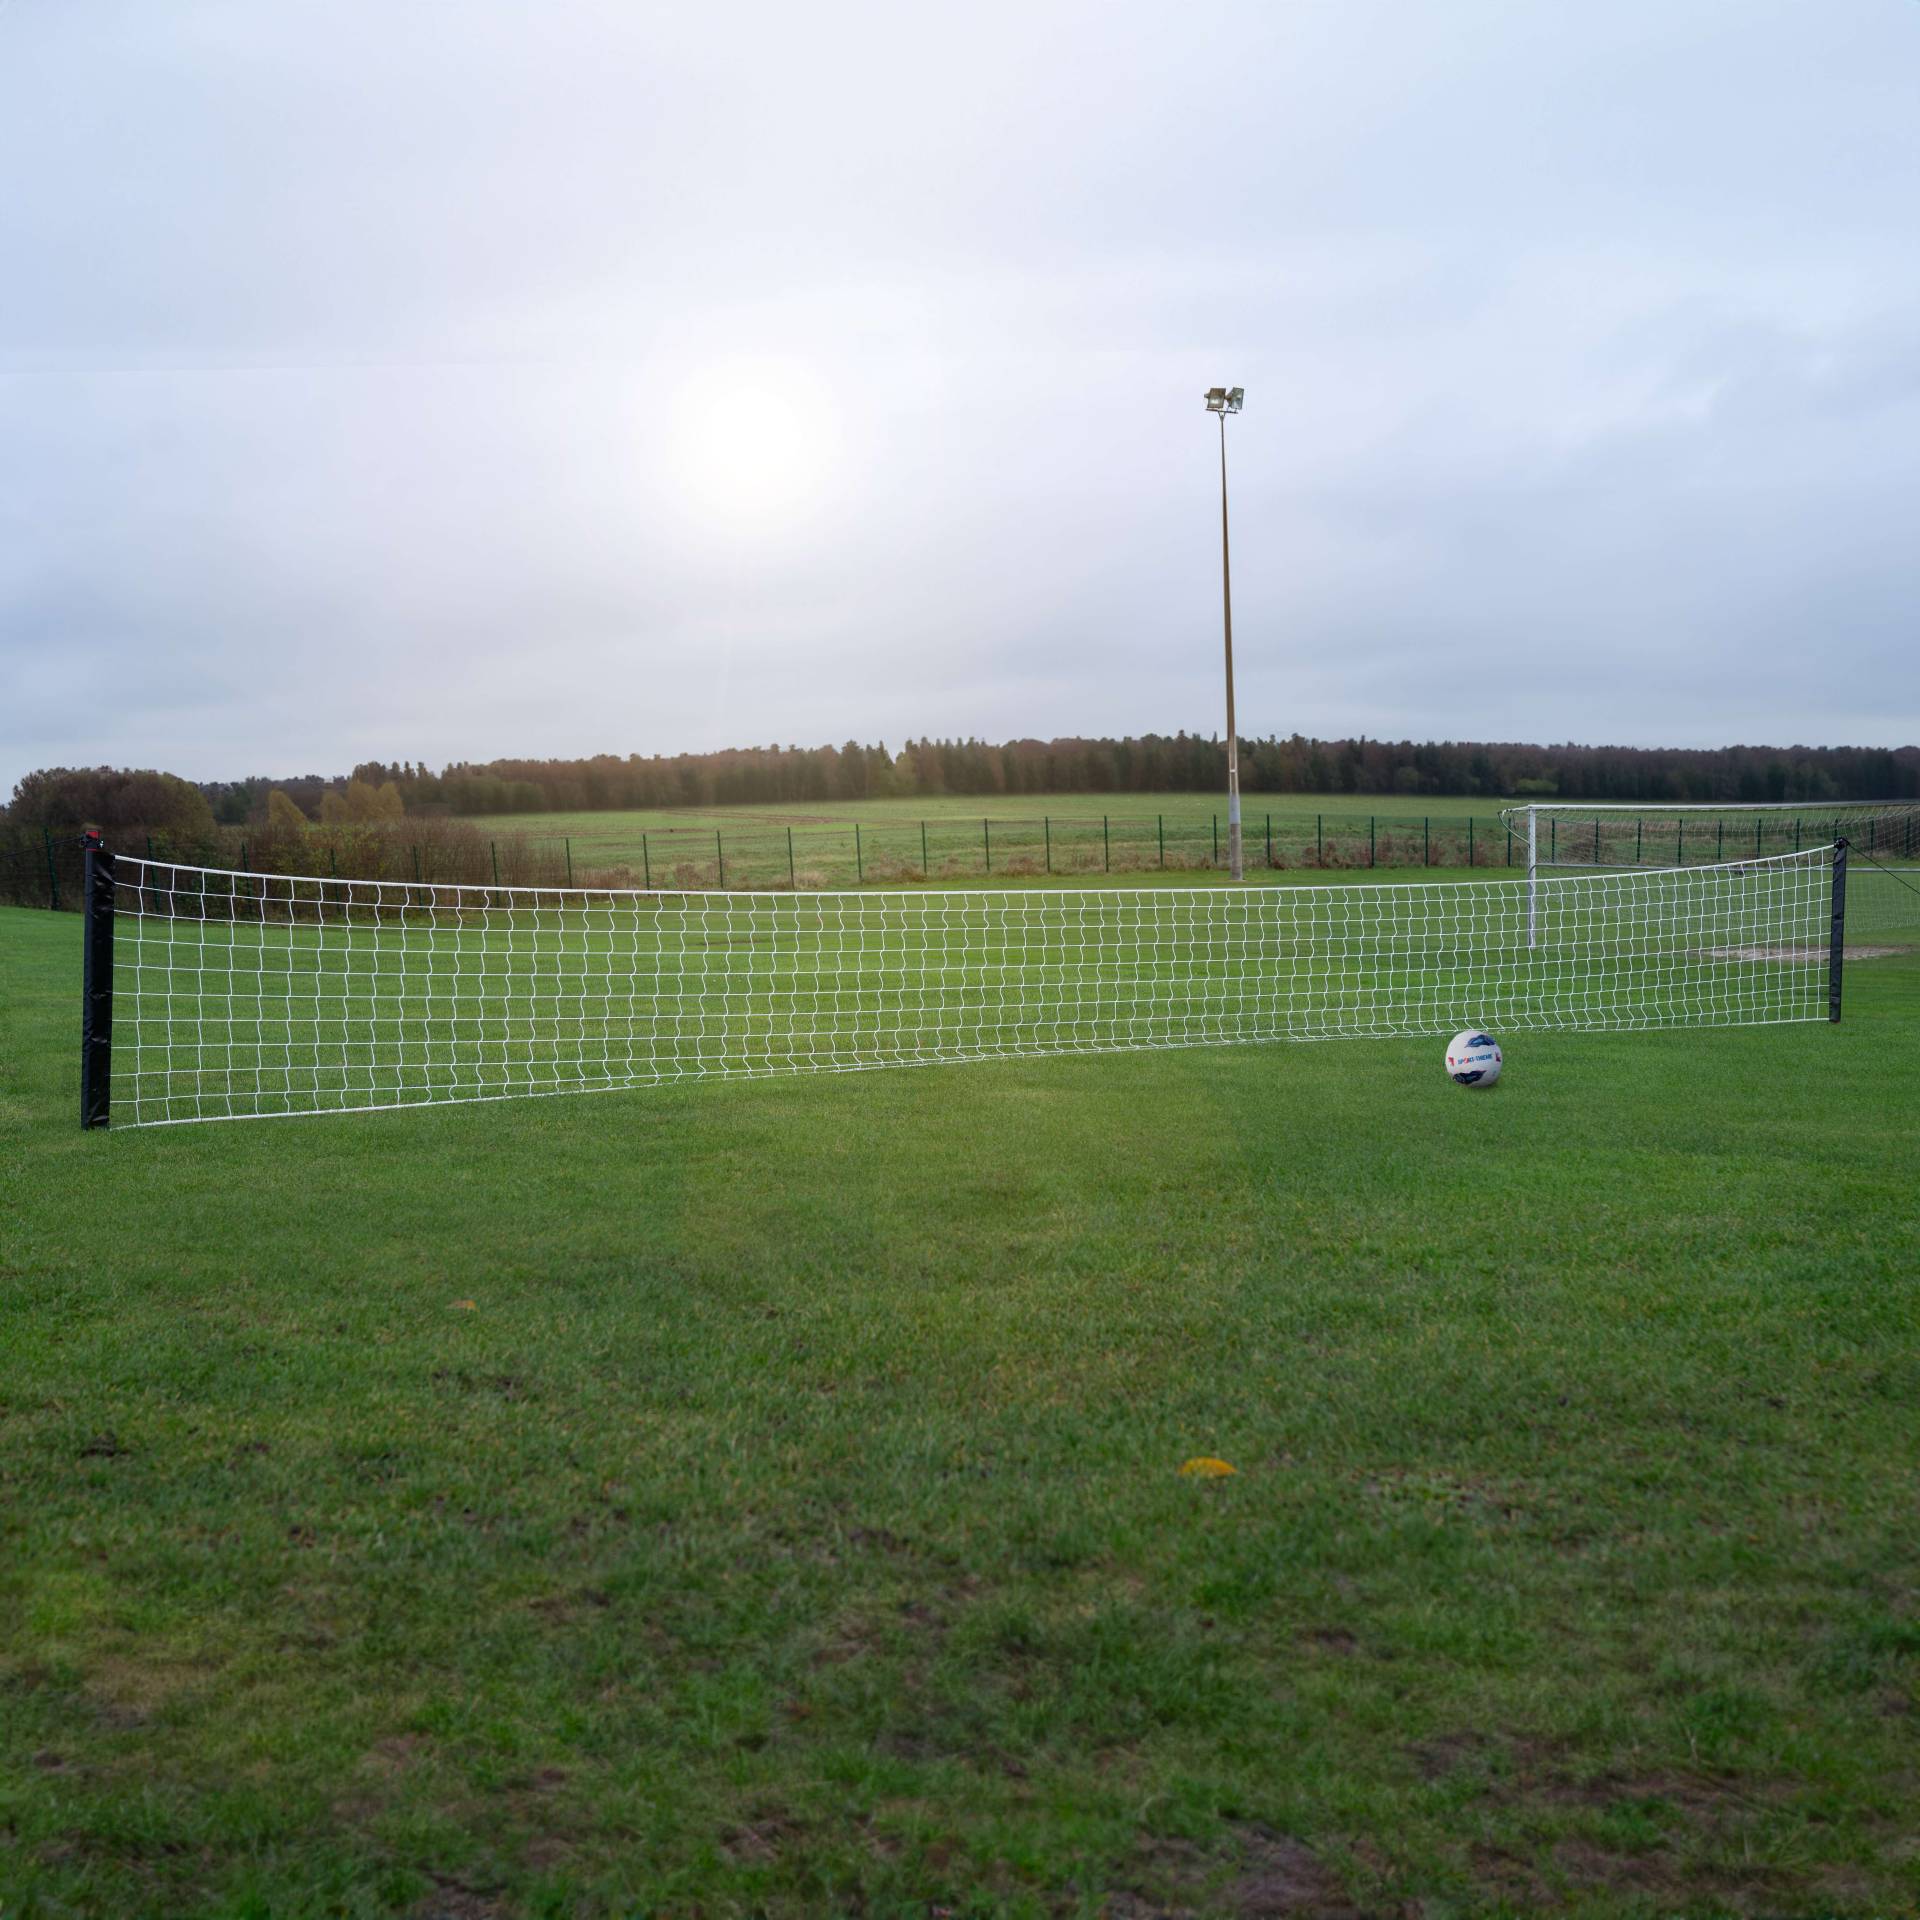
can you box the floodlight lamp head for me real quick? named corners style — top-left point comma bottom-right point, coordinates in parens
top-left (1204, 386), bottom-right (1244, 415)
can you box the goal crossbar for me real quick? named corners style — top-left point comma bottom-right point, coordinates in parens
top-left (80, 845), bottom-right (1844, 1128)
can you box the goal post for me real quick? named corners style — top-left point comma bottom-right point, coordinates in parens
top-left (76, 841), bottom-right (1847, 1129)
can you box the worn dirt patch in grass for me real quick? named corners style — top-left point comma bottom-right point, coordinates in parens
top-left (1231, 1827), bottom-right (1368, 1917)
top-left (1408, 1733), bottom-right (1815, 1912)
top-left (1704, 943), bottom-right (1901, 962)
top-left (1109, 1823), bottom-right (1365, 1919)
top-left (1405, 1729), bottom-right (1505, 1782)
top-left (525, 1585), bottom-right (611, 1622)
top-left (1297, 1626), bottom-right (1361, 1656)
top-left (408, 1875), bottom-right (510, 1920)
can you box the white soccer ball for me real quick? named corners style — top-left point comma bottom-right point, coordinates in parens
top-left (1446, 1030), bottom-right (1503, 1088)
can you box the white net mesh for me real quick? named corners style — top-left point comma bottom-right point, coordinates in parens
top-left (1849, 862), bottom-right (1920, 942)
top-left (99, 849), bottom-right (1841, 1127)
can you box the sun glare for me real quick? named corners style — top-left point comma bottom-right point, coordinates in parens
top-left (672, 361), bottom-right (841, 530)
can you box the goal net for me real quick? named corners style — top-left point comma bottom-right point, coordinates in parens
top-left (87, 846), bottom-right (1840, 1128)
top-left (1497, 800), bottom-right (1920, 870)
top-left (1849, 862), bottom-right (1920, 942)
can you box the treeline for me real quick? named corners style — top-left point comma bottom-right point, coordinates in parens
top-left (6, 766), bottom-right (221, 837)
top-left (7, 736), bottom-right (1917, 836)
top-left (205, 734), bottom-right (1918, 822)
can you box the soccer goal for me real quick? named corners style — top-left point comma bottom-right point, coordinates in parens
top-left (77, 839), bottom-right (1847, 1128)
top-left (1499, 801), bottom-right (1919, 951)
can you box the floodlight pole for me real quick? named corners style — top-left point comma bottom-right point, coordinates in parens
top-left (1215, 405), bottom-right (1243, 882)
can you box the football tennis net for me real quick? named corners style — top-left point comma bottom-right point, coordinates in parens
top-left (91, 846), bottom-right (1840, 1127)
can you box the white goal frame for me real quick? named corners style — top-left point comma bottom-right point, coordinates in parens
top-left (1501, 800), bottom-right (1917, 951)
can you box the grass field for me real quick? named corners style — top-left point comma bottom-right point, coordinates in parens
top-left (475, 792), bottom-right (1510, 838)
top-left (467, 794), bottom-right (1525, 891)
top-left (455, 794), bottom-right (1867, 894)
top-left (5, 894), bottom-right (1920, 1917)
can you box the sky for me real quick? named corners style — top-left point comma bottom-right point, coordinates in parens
top-left (2, 0), bottom-right (1917, 798)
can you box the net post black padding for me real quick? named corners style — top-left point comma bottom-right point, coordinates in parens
top-left (1828, 837), bottom-right (1848, 1026)
top-left (81, 832), bottom-right (114, 1128)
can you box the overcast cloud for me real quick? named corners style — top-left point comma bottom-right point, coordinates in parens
top-left (2, 0), bottom-right (1917, 795)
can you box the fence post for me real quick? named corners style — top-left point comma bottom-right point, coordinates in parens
top-left (1676, 820), bottom-right (1684, 865)
top-left (1424, 817), bottom-right (1430, 867)
top-left (921, 820), bottom-right (929, 877)
top-left (1316, 814), bottom-right (1323, 863)
top-left (984, 818), bottom-right (991, 873)
top-left (1468, 817), bottom-right (1474, 867)
top-left (1212, 815), bottom-right (1218, 863)
top-left (1829, 839), bottom-right (1848, 1023)
top-left (641, 833), bottom-right (650, 890)
top-left (1103, 814), bottom-right (1110, 872)
top-left (1369, 817), bottom-right (1375, 867)
top-left (1265, 812), bottom-right (1272, 867)
top-left (43, 826), bottom-right (59, 909)
top-left (717, 829), bottom-right (725, 887)
top-left (1158, 815), bottom-right (1165, 867)
top-left (1716, 820), bottom-right (1723, 861)
top-left (1044, 815), bottom-right (1051, 874)
top-left (788, 826), bottom-right (796, 887)
top-left (855, 823), bottom-right (863, 883)
top-left (329, 844), bottom-right (337, 877)
top-left (490, 840), bottom-right (500, 891)
top-left (80, 834), bottom-right (114, 1128)
top-left (1637, 818), bottom-right (1643, 863)
top-left (564, 837), bottom-right (573, 886)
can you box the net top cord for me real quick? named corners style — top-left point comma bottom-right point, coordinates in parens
top-left (107, 844), bottom-right (1837, 906)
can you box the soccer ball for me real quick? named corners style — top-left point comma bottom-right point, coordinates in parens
top-left (1446, 1030), bottom-right (1503, 1087)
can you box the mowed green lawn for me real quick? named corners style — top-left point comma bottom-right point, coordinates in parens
top-left (475, 791), bottom-right (1508, 837)
top-left (473, 794), bottom-right (1518, 890)
top-left (4, 899), bottom-right (1919, 1919)
top-left (458, 796), bottom-right (1851, 892)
